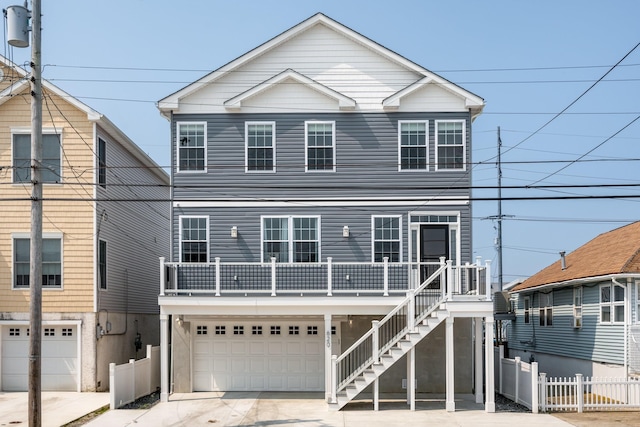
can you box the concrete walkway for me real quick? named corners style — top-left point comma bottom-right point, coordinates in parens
top-left (84, 392), bottom-right (576, 427)
top-left (0, 391), bottom-right (109, 427)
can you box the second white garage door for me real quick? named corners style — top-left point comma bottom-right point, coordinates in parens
top-left (192, 320), bottom-right (331, 392)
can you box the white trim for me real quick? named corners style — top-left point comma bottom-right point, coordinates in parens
top-left (435, 120), bottom-right (467, 172)
top-left (305, 121), bottom-right (336, 173)
top-left (523, 296), bottom-right (531, 324)
top-left (245, 121), bottom-right (276, 173)
top-left (539, 292), bottom-right (553, 327)
top-left (178, 215), bottom-right (210, 263)
top-left (11, 129), bottom-right (64, 184)
top-left (97, 136), bottom-right (107, 187)
top-left (573, 286), bottom-right (583, 328)
top-left (174, 198), bottom-right (469, 209)
top-left (260, 215), bottom-right (321, 263)
top-left (636, 281), bottom-right (640, 324)
top-left (11, 232), bottom-right (64, 291)
top-left (93, 122), bottom-right (98, 312)
top-left (225, 69), bottom-right (355, 111)
top-left (371, 215), bottom-right (403, 263)
top-left (98, 238), bottom-right (108, 291)
top-left (398, 120), bottom-right (429, 172)
top-left (408, 211), bottom-right (460, 266)
top-left (599, 282), bottom-right (626, 325)
top-left (176, 121), bottom-right (207, 173)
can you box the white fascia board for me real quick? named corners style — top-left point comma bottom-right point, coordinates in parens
top-left (173, 197), bottom-right (469, 209)
top-left (0, 79), bottom-right (29, 107)
top-left (510, 273), bottom-right (640, 294)
top-left (383, 76), bottom-right (485, 113)
top-left (224, 69), bottom-right (356, 111)
top-left (158, 13), bottom-right (483, 116)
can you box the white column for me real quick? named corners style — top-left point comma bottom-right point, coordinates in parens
top-left (160, 313), bottom-right (170, 402)
top-left (445, 316), bottom-right (455, 412)
top-left (407, 347), bottom-right (416, 410)
top-left (474, 318), bottom-right (484, 404)
top-left (324, 314), bottom-right (332, 401)
top-left (373, 378), bottom-right (379, 411)
top-left (484, 316), bottom-right (496, 412)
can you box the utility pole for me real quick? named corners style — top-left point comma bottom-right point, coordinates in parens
top-left (496, 126), bottom-right (503, 291)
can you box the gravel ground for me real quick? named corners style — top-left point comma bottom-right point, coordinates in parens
top-left (119, 390), bottom-right (161, 410)
top-left (495, 393), bottom-right (530, 412)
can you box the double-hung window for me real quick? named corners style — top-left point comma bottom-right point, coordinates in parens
top-left (305, 121), bottom-right (335, 172)
top-left (246, 122), bottom-right (275, 172)
top-left (435, 120), bottom-right (465, 170)
top-left (14, 235), bottom-right (62, 289)
top-left (539, 292), bottom-right (553, 327)
top-left (99, 240), bottom-right (107, 290)
top-left (180, 216), bottom-right (209, 262)
top-left (600, 283), bottom-right (625, 323)
top-left (399, 121), bottom-right (427, 171)
top-left (98, 137), bottom-right (107, 187)
top-left (262, 216), bottom-right (319, 263)
top-left (523, 296), bottom-right (531, 324)
top-left (573, 287), bottom-right (582, 328)
top-left (372, 216), bottom-right (401, 262)
top-left (13, 133), bottom-right (61, 183)
top-left (177, 122), bottom-right (206, 172)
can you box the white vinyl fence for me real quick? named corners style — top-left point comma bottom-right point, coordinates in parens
top-left (110, 345), bottom-right (160, 409)
top-left (495, 345), bottom-right (640, 413)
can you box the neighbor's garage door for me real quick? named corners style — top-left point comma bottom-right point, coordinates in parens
top-left (193, 320), bottom-right (326, 392)
top-left (2, 325), bottom-right (78, 391)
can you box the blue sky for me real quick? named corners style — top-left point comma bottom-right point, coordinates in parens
top-left (7, 0), bottom-right (640, 283)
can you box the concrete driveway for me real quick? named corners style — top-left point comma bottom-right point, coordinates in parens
top-left (84, 392), bottom-right (576, 427)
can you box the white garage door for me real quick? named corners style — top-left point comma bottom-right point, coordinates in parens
top-left (2, 325), bottom-right (78, 391)
top-left (193, 320), bottom-right (337, 392)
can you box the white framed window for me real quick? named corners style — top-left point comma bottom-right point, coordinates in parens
top-left (600, 282), bottom-right (625, 324)
top-left (98, 137), bottom-right (107, 187)
top-left (179, 216), bottom-right (209, 262)
top-left (305, 121), bottom-right (335, 172)
top-left (398, 120), bottom-right (428, 171)
top-left (435, 120), bottom-right (465, 171)
top-left (372, 216), bottom-right (402, 262)
top-left (539, 292), bottom-right (553, 327)
top-left (246, 122), bottom-right (275, 172)
top-left (13, 132), bottom-right (62, 183)
top-left (523, 296), bottom-right (530, 324)
top-left (99, 239), bottom-right (107, 290)
top-left (636, 281), bottom-right (640, 324)
top-left (13, 233), bottom-right (63, 289)
top-left (573, 287), bottom-right (582, 328)
top-left (262, 216), bottom-right (320, 263)
top-left (177, 122), bottom-right (206, 172)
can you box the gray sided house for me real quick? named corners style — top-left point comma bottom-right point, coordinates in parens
top-left (158, 13), bottom-right (496, 411)
top-left (509, 221), bottom-right (640, 379)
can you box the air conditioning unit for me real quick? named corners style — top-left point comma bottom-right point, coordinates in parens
top-left (493, 291), bottom-right (512, 314)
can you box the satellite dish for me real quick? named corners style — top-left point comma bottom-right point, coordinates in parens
top-left (6, 5), bottom-right (30, 48)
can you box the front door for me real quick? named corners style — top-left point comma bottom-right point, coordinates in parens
top-left (420, 225), bottom-right (449, 286)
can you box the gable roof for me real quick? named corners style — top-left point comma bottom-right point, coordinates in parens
top-left (511, 221), bottom-right (640, 292)
top-left (0, 55), bottom-right (168, 183)
top-left (158, 13), bottom-right (484, 117)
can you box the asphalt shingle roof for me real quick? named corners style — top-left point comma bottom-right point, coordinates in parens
top-left (511, 221), bottom-right (640, 292)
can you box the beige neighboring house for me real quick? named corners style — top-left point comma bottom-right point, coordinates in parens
top-left (0, 56), bottom-right (169, 391)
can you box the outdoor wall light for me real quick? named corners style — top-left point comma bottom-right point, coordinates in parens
top-left (342, 225), bottom-right (350, 238)
top-left (231, 226), bottom-right (238, 238)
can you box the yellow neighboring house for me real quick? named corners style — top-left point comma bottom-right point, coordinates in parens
top-left (0, 56), bottom-right (169, 391)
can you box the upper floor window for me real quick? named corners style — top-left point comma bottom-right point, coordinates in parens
top-left (539, 292), bottom-right (552, 327)
top-left (98, 137), bottom-right (107, 187)
top-left (600, 283), bottom-right (625, 324)
top-left (435, 120), bottom-right (465, 171)
top-left (573, 287), bottom-right (582, 328)
top-left (399, 121), bottom-right (427, 171)
top-left (305, 121), bottom-right (335, 172)
top-left (14, 236), bottom-right (62, 289)
top-left (262, 216), bottom-right (319, 263)
top-left (246, 122), bottom-right (275, 172)
top-left (177, 122), bottom-right (206, 172)
top-left (180, 216), bottom-right (209, 262)
top-left (372, 216), bottom-right (401, 262)
top-left (13, 133), bottom-right (61, 183)
top-left (99, 239), bottom-right (107, 290)
top-left (523, 296), bottom-right (530, 324)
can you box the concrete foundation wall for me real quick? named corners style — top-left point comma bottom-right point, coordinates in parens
top-left (172, 318), bottom-right (192, 393)
top-left (509, 348), bottom-right (625, 378)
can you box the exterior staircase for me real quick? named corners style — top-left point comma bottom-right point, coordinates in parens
top-left (328, 261), bottom-right (451, 411)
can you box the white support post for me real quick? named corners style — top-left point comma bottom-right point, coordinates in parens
top-left (531, 362), bottom-right (539, 414)
top-left (324, 314), bottom-right (332, 402)
top-left (576, 373), bottom-right (584, 413)
top-left (327, 257), bottom-right (333, 296)
top-left (464, 262), bottom-right (470, 294)
top-left (330, 355), bottom-right (337, 404)
top-left (373, 378), bottom-right (379, 411)
top-left (540, 372), bottom-right (547, 413)
top-left (445, 316), bottom-right (455, 412)
top-left (439, 257), bottom-right (446, 300)
top-left (407, 291), bottom-right (415, 331)
top-left (498, 344), bottom-right (505, 394)
top-left (408, 347), bottom-right (416, 411)
top-left (160, 313), bottom-right (170, 403)
top-left (372, 320), bottom-right (380, 364)
top-left (514, 357), bottom-right (521, 404)
top-left (109, 362), bottom-right (116, 410)
top-left (446, 260), bottom-right (453, 300)
top-left (159, 257), bottom-right (165, 296)
top-left (475, 318), bottom-right (484, 404)
top-left (270, 257), bottom-right (277, 297)
top-left (485, 260), bottom-right (493, 301)
top-left (215, 257), bottom-right (221, 297)
top-left (383, 257), bottom-right (389, 296)
top-left (484, 316), bottom-right (496, 412)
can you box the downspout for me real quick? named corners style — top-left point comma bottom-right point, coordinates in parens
top-left (612, 277), bottom-right (628, 378)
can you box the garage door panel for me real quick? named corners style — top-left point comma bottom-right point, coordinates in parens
top-left (193, 341), bottom-right (210, 355)
top-left (249, 341), bottom-right (264, 355)
top-left (286, 342), bottom-right (302, 355)
top-left (231, 342), bottom-right (246, 355)
top-left (212, 342), bottom-right (227, 355)
top-left (268, 341), bottom-right (283, 355)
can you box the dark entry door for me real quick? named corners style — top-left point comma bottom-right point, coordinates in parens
top-left (420, 225), bottom-right (449, 286)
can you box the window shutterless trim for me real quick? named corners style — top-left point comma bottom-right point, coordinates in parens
top-left (178, 215), bottom-right (209, 263)
top-left (11, 129), bottom-right (63, 184)
top-left (245, 121), bottom-right (276, 173)
top-left (261, 215), bottom-right (321, 263)
top-left (434, 119), bottom-right (466, 172)
top-left (371, 215), bottom-right (403, 263)
top-left (176, 121), bottom-right (207, 173)
top-left (11, 232), bottom-right (64, 290)
top-left (98, 137), bottom-right (107, 188)
top-left (398, 120), bottom-right (428, 172)
top-left (305, 121), bottom-right (336, 173)
top-left (98, 239), bottom-right (108, 291)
